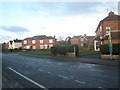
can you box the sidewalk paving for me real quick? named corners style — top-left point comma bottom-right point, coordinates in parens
top-left (19, 53), bottom-right (119, 66)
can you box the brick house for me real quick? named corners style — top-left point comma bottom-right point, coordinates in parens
top-left (94, 11), bottom-right (120, 51)
top-left (8, 39), bottom-right (22, 49)
top-left (71, 34), bottom-right (95, 47)
top-left (2, 42), bottom-right (9, 49)
top-left (22, 35), bottom-right (56, 49)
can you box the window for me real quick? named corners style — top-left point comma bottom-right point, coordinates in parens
top-left (44, 44), bottom-right (48, 49)
top-left (81, 43), bottom-right (83, 47)
top-left (49, 40), bottom-right (53, 43)
top-left (24, 40), bottom-right (27, 44)
top-left (33, 46), bottom-right (36, 49)
top-left (40, 45), bottom-right (44, 49)
top-left (32, 40), bottom-right (35, 44)
top-left (40, 40), bottom-right (43, 43)
top-left (81, 38), bottom-right (84, 42)
top-left (49, 44), bottom-right (53, 49)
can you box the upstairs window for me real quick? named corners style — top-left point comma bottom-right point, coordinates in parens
top-left (49, 40), bottom-right (53, 43)
top-left (32, 40), bottom-right (35, 44)
top-left (24, 40), bottom-right (27, 44)
top-left (81, 38), bottom-right (84, 42)
top-left (40, 40), bottom-right (43, 43)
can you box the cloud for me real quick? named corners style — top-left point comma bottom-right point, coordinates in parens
top-left (0, 35), bottom-right (12, 43)
top-left (22, 2), bottom-right (104, 17)
top-left (0, 25), bottom-right (29, 34)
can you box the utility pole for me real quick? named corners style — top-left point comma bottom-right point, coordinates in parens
top-left (74, 46), bottom-right (76, 57)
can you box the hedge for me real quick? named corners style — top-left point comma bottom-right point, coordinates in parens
top-left (100, 43), bottom-right (120, 55)
top-left (50, 44), bottom-right (79, 56)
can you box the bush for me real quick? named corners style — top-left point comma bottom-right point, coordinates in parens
top-left (100, 43), bottom-right (120, 55)
top-left (50, 44), bottom-right (79, 56)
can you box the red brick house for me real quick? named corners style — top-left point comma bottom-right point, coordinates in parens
top-left (94, 11), bottom-right (120, 51)
top-left (22, 35), bottom-right (56, 49)
top-left (71, 34), bottom-right (95, 47)
top-left (2, 42), bottom-right (9, 49)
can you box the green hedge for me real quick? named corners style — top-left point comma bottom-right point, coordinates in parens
top-left (100, 43), bottom-right (120, 55)
top-left (50, 44), bottom-right (79, 56)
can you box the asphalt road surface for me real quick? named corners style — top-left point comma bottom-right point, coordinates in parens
top-left (2, 53), bottom-right (119, 89)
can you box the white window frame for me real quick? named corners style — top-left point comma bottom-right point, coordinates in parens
top-left (81, 43), bottom-right (83, 47)
top-left (40, 45), bottom-right (44, 49)
top-left (33, 46), bottom-right (36, 49)
top-left (49, 39), bottom-right (53, 43)
top-left (24, 40), bottom-right (27, 44)
top-left (49, 44), bottom-right (53, 49)
top-left (32, 40), bottom-right (36, 44)
top-left (40, 40), bottom-right (43, 43)
top-left (81, 38), bottom-right (84, 42)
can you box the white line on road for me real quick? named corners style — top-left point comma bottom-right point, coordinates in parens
top-left (75, 80), bottom-right (86, 84)
top-left (58, 75), bottom-right (69, 79)
top-left (47, 72), bottom-right (52, 74)
top-left (38, 69), bottom-right (43, 72)
top-left (8, 67), bottom-right (48, 90)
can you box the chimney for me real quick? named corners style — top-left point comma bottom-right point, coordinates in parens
top-left (84, 34), bottom-right (86, 37)
top-left (108, 11), bottom-right (115, 16)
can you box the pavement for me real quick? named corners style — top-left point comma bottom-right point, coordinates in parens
top-left (19, 53), bottom-right (119, 66)
top-left (2, 53), bottom-right (119, 88)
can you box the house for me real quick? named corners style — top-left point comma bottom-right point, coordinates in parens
top-left (2, 42), bottom-right (9, 49)
top-left (94, 11), bottom-right (120, 51)
top-left (22, 35), bottom-right (56, 49)
top-left (8, 39), bottom-right (22, 49)
top-left (70, 34), bottom-right (95, 47)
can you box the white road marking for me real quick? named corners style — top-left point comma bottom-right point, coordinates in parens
top-left (8, 67), bottom-right (48, 90)
top-left (38, 69), bottom-right (43, 72)
top-left (58, 75), bottom-right (69, 79)
top-left (75, 80), bottom-right (86, 84)
top-left (47, 72), bottom-right (52, 74)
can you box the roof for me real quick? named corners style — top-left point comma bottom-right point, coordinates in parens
top-left (24, 35), bottom-right (55, 40)
top-left (72, 35), bottom-right (95, 41)
top-left (95, 11), bottom-right (120, 32)
top-left (9, 41), bottom-right (12, 44)
top-left (13, 40), bottom-right (22, 42)
top-left (85, 36), bottom-right (95, 41)
top-left (72, 35), bottom-right (83, 39)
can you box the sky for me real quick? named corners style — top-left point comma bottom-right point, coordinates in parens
top-left (0, 0), bottom-right (119, 43)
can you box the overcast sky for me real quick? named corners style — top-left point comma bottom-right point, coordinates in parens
top-left (0, 0), bottom-right (119, 43)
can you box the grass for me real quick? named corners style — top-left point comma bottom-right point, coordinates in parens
top-left (25, 50), bottom-right (52, 55)
top-left (2, 49), bottom-right (52, 55)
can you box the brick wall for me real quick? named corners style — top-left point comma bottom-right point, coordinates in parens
top-left (22, 39), bottom-right (56, 49)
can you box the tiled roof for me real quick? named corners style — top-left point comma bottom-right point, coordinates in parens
top-left (85, 36), bottom-right (95, 41)
top-left (24, 35), bottom-right (55, 40)
top-left (72, 35), bottom-right (95, 41)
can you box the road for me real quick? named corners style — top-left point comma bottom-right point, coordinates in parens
top-left (2, 53), bottom-right (119, 89)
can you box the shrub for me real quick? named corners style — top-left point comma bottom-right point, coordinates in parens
top-left (50, 44), bottom-right (79, 56)
top-left (100, 43), bottom-right (120, 55)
